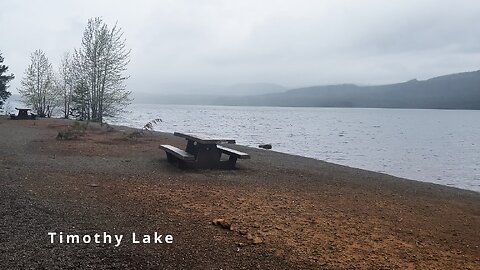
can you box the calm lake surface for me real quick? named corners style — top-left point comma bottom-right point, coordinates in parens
top-left (107, 104), bottom-right (480, 192)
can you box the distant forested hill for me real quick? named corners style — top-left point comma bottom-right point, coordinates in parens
top-left (214, 70), bottom-right (480, 109)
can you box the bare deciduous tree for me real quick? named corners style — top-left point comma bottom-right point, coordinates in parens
top-left (73, 17), bottom-right (131, 123)
top-left (19, 49), bottom-right (59, 117)
top-left (57, 52), bottom-right (75, 118)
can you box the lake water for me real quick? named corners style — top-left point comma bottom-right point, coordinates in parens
top-left (106, 104), bottom-right (480, 192)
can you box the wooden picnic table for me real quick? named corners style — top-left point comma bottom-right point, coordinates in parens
top-left (159, 132), bottom-right (250, 169)
top-left (11, 108), bottom-right (36, 120)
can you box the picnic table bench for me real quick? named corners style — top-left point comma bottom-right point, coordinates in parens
top-left (159, 132), bottom-right (250, 169)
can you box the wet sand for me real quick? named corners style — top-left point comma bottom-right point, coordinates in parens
top-left (0, 116), bottom-right (479, 269)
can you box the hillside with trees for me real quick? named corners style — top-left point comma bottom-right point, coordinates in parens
top-left (214, 71), bottom-right (480, 110)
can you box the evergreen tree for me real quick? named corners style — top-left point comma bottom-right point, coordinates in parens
top-left (71, 80), bottom-right (90, 120)
top-left (0, 52), bottom-right (15, 109)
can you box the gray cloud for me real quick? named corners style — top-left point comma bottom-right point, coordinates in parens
top-left (1, 0), bottom-right (480, 95)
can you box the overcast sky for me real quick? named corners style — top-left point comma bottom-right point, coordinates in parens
top-left (1, 0), bottom-right (480, 95)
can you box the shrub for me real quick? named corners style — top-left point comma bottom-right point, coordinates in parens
top-left (56, 121), bottom-right (88, 140)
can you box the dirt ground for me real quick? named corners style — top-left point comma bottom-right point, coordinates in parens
top-left (0, 116), bottom-right (479, 269)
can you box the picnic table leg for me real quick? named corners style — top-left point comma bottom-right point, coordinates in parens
top-left (165, 152), bottom-right (188, 169)
top-left (166, 152), bottom-right (174, 163)
top-left (228, 155), bottom-right (238, 169)
top-left (218, 155), bottom-right (238, 169)
top-left (185, 140), bottom-right (198, 155)
top-left (194, 144), bottom-right (222, 169)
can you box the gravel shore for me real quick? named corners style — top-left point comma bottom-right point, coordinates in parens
top-left (0, 116), bottom-right (479, 269)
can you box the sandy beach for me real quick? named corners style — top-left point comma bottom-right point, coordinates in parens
top-left (0, 116), bottom-right (479, 269)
